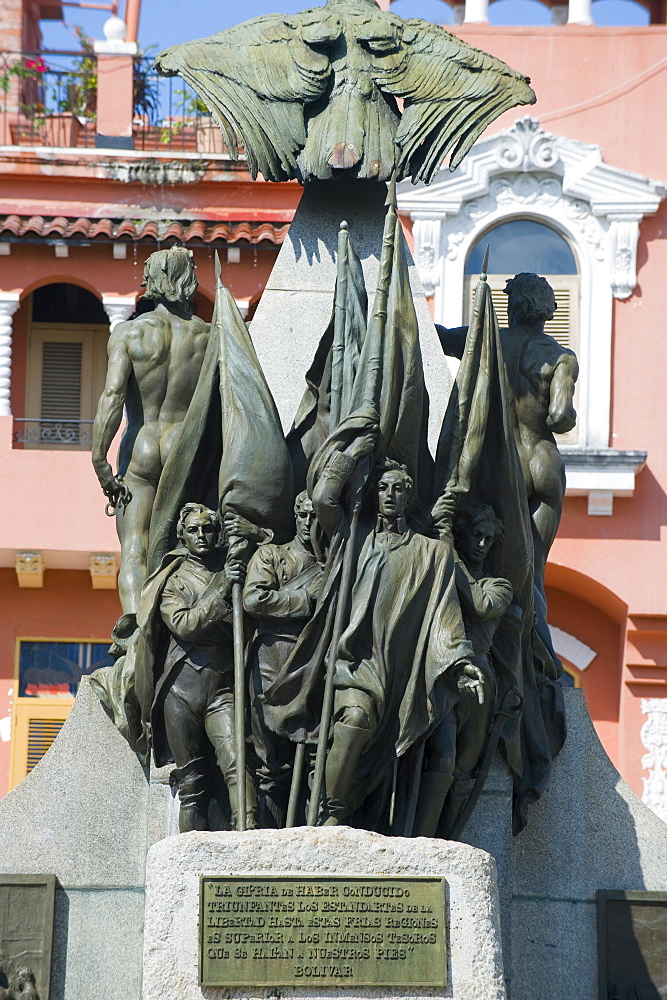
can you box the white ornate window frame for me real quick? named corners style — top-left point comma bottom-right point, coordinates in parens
top-left (399, 118), bottom-right (664, 513)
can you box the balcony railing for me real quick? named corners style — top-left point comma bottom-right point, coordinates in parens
top-left (13, 418), bottom-right (95, 449)
top-left (0, 52), bottom-right (229, 154)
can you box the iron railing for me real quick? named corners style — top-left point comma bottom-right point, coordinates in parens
top-left (13, 418), bottom-right (95, 448)
top-left (0, 51), bottom-right (97, 147)
top-left (0, 51), bottom-right (228, 155)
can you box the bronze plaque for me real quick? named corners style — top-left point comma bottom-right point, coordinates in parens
top-left (0, 874), bottom-right (56, 1000)
top-left (597, 890), bottom-right (667, 999)
top-left (200, 875), bottom-right (446, 988)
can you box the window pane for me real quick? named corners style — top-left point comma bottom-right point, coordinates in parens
top-left (31, 283), bottom-right (109, 324)
top-left (18, 640), bottom-right (113, 697)
top-left (466, 220), bottom-right (577, 275)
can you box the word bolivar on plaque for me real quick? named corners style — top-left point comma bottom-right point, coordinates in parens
top-left (200, 876), bottom-right (447, 988)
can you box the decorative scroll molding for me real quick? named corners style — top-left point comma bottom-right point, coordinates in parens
top-left (399, 116), bottom-right (665, 303)
top-left (411, 218), bottom-right (442, 297)
top-left (398, 118), bottom-right (666, 453)
top-left (608, 216), bottom-right (641, 301)
top-left (640, 698), bottom-right (667, 824)
top-left (90, 553), bottom-right (118, 590)
top-left (106, 159), bottom-right (206, 186)
top-left (15, 551), bottom-right (43, 588)
top-left (494, 116), bottom-right (562, 173)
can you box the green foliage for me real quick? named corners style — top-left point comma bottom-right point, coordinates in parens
top-left (133, 48), bottom-right (160, 122)
top-left (159, 85), bottom-right (211, 143)
top-left (58, 27), bottom-right (97, 118)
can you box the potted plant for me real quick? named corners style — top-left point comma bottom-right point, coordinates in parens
top-left (160, 87), bottom-right (225, 153)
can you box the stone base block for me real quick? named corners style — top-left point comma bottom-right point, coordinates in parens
top-left (142, 827), bottom-right (505, 1000)
top-left (0, 678), bottom-right (149, 1000)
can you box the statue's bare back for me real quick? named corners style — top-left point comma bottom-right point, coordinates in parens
top-left (92, 246), bottom-right (211, 614)
top-left (118, 310), bottom-right (209, 485)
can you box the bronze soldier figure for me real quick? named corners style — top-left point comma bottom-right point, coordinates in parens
top-left (414, 501), bottom-right (514, 838)
top-left (155, 502), bottom-right (259, 832)
top-left (309, 432), bottom-right (474, 827)
top-left (243, 491), bottom-right (323, 827)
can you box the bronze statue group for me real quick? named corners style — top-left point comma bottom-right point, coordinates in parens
top-left (88, 0), bottom-right (575, 843)
top-left (91, 191), bottom-right (578, 842)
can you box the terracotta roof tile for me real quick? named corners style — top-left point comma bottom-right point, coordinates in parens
top-left (0, 215), bottom-right (289, 246)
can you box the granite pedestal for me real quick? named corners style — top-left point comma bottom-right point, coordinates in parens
top-left (0, 678), bottom-right (149, 1000)
top-left (142, 827), bottom-right (506, 1000)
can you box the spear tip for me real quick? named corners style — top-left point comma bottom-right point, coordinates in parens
top-left (340, 220), bottom-right (348, 232)
top-left (214, 249), bottom-right (222, 286)
top-left (481, 244), bottom-right (490, 280)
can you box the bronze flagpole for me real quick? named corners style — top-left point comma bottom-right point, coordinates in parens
top-left (306, 188), bottom-right (397, 826)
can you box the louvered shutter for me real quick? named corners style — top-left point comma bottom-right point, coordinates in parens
top-left (488, 286), bottom-right (572, 349)
top-left (40, 341), bottom-right (83, 442)
top-left (25, 323), bottom-right (109, 450)
top-left (9, 699), bottom-right (73, 789)
top-left (26, 716), bottom-right (67, 773)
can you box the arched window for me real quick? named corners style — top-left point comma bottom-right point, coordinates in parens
top-left (464, 220), bottom-right (580, 443)
top-left (400, 119), bottom-right (662, 510)
top-left (21, 283), bottom-right (109, 450)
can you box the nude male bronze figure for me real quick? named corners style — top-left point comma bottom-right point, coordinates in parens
top-left (92, 247), bottom-right (210, 615)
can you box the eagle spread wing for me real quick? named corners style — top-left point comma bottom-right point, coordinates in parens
top-left (368, 18), bottom-right (536, 183)
top-left (156, 3), bottom-right (535, 185)
top-left (154, 13), bottom-right (337, 181)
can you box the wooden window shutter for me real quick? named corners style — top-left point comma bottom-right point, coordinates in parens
top-left (25, 323), bottom-right (107, 449)
top-left (9, 700), bottom-right (73, 789)
top-left (26, 716), bottom-right (67, 773)
top-left (487, 285), bottom-right (571, 348)
top-left (40, 341), bottom-right (82, 421)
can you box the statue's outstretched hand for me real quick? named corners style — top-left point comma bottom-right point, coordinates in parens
top-left (457, 663), bottom-right (485, 705)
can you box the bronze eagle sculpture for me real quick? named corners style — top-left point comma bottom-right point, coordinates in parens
top-left (155, 0), bottom-right (536, 184)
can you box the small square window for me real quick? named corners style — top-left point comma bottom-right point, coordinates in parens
top-left (18, 640), bottom-right (113, 698)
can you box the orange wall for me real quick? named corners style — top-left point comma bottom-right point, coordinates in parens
top-left (451, 27), bottom-right (667, 799)
top-left (546, 582), bottom-right (624, 772)
top-left (0, 414), bottom-right (121, 561)
top-left (445, 28), bottom-right (667, 620)
top-left (550, 205), bottom-right (667, 614)
top-left (0, 167), bottom-right (299, 226)
top-left (0, 567), bottom-right (120, 796)
top-left (1, 241), bottom-right (279, 304)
